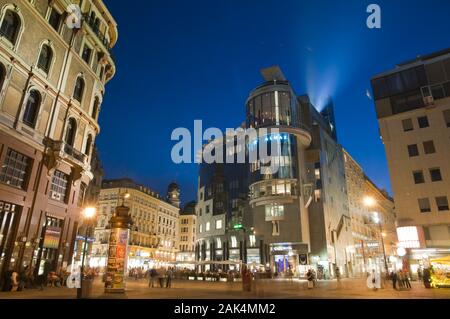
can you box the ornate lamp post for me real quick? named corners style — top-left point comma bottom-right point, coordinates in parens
top-left (77, 206), bottom-right (96, 299)
top-left (104, 192), bottom-right (133, 294)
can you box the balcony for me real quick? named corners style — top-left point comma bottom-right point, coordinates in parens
top-left (249, 179), bottom-right (298, 207)
top-left (82, 14), bottom-right (115, 63)
top-left (45, 139), bottom-right (88, 169)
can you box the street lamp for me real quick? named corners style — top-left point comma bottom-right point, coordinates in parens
top-left (363, 197), bottom-right (389, 276)
top-left (77, 206), bottom-right (96, 299)
top-left (372, 211), bottom-right (389, 276)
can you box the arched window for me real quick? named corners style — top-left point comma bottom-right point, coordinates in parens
top-left (37, 44), bottom-right (53, 73)
top-left (73, 77), bottom-right (84, 102)
top-left (64, 118), bottom-right (77, 146)
top-left (94, 18), bottom-right (100, 33)
top-left (0, 10), bottom-right (21, 45)
top-left (22, 90), bottom-right (41, 128)
top-left (92, 97), bottom-right (100, 119)
top-left (89, 11), bottom-right (96, 23)
top-left (84, 134), bottom-right (93, 156)
top-left (99, 66), bottom-right (105, 80)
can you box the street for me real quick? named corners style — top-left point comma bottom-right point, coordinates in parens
top-left (1, 278), bottom-right (449, 299)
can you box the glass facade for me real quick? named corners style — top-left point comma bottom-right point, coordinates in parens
top-left (246, 90), bottom-right (293, 128)
top-left (248, 133), bottom-right (298, 185)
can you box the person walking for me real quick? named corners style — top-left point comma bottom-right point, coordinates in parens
top-left (39, 260), bottom-right (52, 290)
top-left (404, 271), bottom-right (412, 289)
top-left (390, 271), bottom-right (398, 290)
top-left (166, 267), bottom-right (173, 288)
top-left (306, 269), bottom-right (314, 289)
top-left (149, 268), bottom-right (158, 288)
top-left (10, 269), bottom-right (19, 292)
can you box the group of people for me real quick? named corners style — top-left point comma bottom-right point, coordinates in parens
top-left (148, 267), bottom-right (174, 288)
top-left (306, 269), bottom-right (318, 288)
top-left (390, 270), bottom-right (412, 290)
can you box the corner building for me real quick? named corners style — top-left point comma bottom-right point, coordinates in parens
top-left (0, 0), bottom-right (117, 287)
top-left (371, 48), bottom-right (450, 269)
top-left (196, 67), bottom-right (354, 278)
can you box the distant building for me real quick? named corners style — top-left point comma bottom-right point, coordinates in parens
top-left (371, 48), bottom-right (450, 269)
top-left (343, 149), bottom-right (397, 276)
top-left (90, 178), bottom-right (180, 269)
top-left (176, 201), bottom-right (197, 266)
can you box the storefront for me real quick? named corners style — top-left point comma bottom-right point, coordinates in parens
top-left (270, 242), bottom-right (309, 275)
top-left (429, 256), bottom-right (450, 288)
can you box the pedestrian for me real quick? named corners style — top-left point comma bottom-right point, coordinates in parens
top-left (10, 269), bottom-right (19, 292)
top-left (149, 268), bottom-right (158, 287)
top-left (39, 260), bottom-right (52, 290)
top-left (306, 269), bottom-right (314, 289)
top-left (166, 267), bottom-right (173, 288)
top-left (390, 271), bottom-right (398, 290)
top-left (404, 271), bottom-right (412, 289)
top-left (18, 266), bottom-right (27, 291)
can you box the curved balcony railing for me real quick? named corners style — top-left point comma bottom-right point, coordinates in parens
top-left (83, 13), bottom-right (116, 63)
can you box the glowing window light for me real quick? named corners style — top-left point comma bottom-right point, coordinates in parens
top-left (397, 226), bottom-right (420, 248)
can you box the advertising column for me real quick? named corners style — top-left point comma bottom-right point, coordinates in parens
top-left (104, 205), bottom-right (133, 293)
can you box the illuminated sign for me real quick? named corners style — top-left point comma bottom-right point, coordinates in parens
top-left (43, 226), bottom-right (61, 249)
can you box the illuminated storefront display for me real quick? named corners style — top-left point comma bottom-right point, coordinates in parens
top-left (397, 226), bottom-right (421, 248)
top-left (429, 256), bottom-right (450, 288)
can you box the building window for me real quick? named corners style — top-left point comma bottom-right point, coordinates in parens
top-left (215, 219), bottom-right (222, 230)
top-left (0, 10), bottom-right (21, 45)
top-left (48, 8), bottom-right (62, 31)
top-left (84, 134), bottom-right (93, 156)
top-left (82, 44), bottom-right (92, 64)
top-left (216, 237), bottom-right (222, 249)
top-left (199, 224), bottom-right (202, 233)
top-left (272, 221), bottom-right (280, 236)
top-left (0, 149), bottom-right (31, 189)
top-left (249, 234), bottom-right (256, 247)
top-left (418, 198), bottom-right (431, 213)
top-left (443, 109), bottom-right (450, 127)
top-left (436, 196), bottom-right (449, 211)
top-left (22, 90), bottom-right (41, 128)
top-left (423, 141), bottom-right (436, 154)
top-left (37, 44), bottom-right (53, 73)
top-left (50, 170), bottom-right (69, 202)
top-left (73, 77), bottom-right (85, 102)
top-left (0, 64), bottom-right (5, 90)
top-left (413, 171), bottom-right (425, 184)
top-left (402, 119), bottom-right (413, 132)
top-left (206, 205), bottom-right (210, 214)
top-left (231, 236), bottom-right (237, 248)
top-left (64, 118), bottom-right (77, 146)
top-left (407, 144), bottom-right (419, 157)
top-left (265, 204), bottom-right (284, 219)
top-left (92, 97), bottom-right (100, 120)
top-left (430, 168), bottom-right (442, 182)
top-left (417, 116), bottom-right (429, 128)
top-left (78, 182), bottom-right (87, 207)
top-left (206, 222), bottom-right (210, 231)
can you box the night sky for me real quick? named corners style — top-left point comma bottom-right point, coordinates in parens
top-left (97, 0), bottom-right (450, 206)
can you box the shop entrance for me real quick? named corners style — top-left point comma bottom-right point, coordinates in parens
top-left (35, 215), bottom-right (63, 277)
top-left (0, 201), bottom-right (21, 290)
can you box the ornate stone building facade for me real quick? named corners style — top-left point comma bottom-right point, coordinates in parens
top-left (0, 0), bottom-right (117, 288)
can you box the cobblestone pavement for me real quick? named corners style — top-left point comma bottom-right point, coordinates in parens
top-left (1, 277), bottom-right (449, 299)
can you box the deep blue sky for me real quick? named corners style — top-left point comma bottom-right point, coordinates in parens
top-left (97, 0), bottom-right (450, 206)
